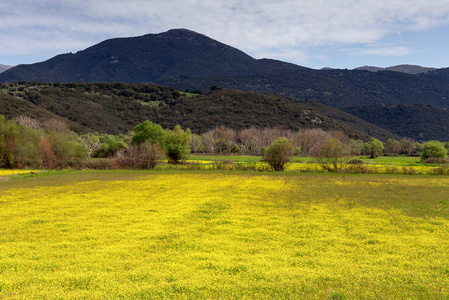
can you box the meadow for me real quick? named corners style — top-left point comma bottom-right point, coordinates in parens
top-left (1, 169), bottom-right (449, 299)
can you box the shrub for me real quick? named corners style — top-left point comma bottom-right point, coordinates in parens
top-left (230, 143), bottom-right (241, 154)
top-left (262, 138), bottom-right (294, 171)
top-left (115, 142), bottom-right (164, 169)
top-left (420, 140), bottom-right (447, 161)
top-left (348, 159), bottom-right (364, 164)
top-left (38, 138), bottom-right (56, 169)
top-left (423, 157), bottom-right (448, 164)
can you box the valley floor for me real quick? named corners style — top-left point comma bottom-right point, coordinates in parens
top-left (1, 170), bottom-right (448, 299)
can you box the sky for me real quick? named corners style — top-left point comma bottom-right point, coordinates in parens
top-left (1, 0), bottom-right (449, 70)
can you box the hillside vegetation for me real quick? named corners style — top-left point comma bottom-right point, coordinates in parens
top-left (0, 82), bottom-right (396, 140)
top-left (344, 103), bottom-right (449, 141)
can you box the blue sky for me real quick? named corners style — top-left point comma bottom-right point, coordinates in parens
top-left (1, 0), bottom-right (449, 69)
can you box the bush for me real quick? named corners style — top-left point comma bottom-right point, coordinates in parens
top-left (115, 142), bottom-right (164, 169)
top-left (262, 138), bottom-right (294, 171)
top-left (162, 125), bottom-right (191, 164)
top-left (423, 157), bottom-right (448, 164)
top-left (420, 140), bottom-right (447, 161)
top-left (348, 159), bottom-right (364, 164)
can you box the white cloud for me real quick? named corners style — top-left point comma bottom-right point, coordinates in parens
top-left (355, 46), bottom-right (413, 56)
top-left (1, 0), bottom-right (449, 65)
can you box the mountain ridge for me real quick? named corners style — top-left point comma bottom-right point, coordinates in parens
top-left (354, 64), bottom-right (437, 75)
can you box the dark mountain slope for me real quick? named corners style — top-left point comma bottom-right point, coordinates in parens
top-left (343, 103), bottom-right (449, 141)
top-left (157, 68), bottom-right (449, 108)
top-left (0, 82), bottom-right (396, 140)
top-left (420, 68), bottom-right (449, 85)
top-left (0, 29), bottom-right (301, 83)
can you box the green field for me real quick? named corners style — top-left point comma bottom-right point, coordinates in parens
top-left (1, 169), bottom-right (449, 299)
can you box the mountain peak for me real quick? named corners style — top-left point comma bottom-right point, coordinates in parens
top-left (0, 29), bottom-right (298, 83)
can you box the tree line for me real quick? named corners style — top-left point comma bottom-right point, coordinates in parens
top-left (1, 115), bottom-right (448, 171)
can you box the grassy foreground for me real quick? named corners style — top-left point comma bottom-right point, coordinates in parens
top-left (1, 170), bottom-right (449, 299)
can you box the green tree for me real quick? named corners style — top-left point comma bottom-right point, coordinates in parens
top-left (262, 137), bottom-right (294, 171)
top-left (94, 134), bottom-right (129, 158)
top-left (364, 138), bottom-right (384, 158)
top-left (420, 140), bottom-right (447, 161)
top-left (162, 125), bottom-right (192, 164)
top-left (131, 121), bottom-right (165, 146)
top-left (0, 115), bottom-right (41, 168)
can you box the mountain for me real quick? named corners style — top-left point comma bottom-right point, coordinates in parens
top-left (0, 29), bottom-right (301, 83)
top-left (2, 29), bottom-right (449, 110)
top-left (0, 64), bottom-right (13, 73)
top-left (343, 103), bottom-right (449, 141)
top-left (0, 82), bottom-right (397, 140)
top-left (354, 64), bottom-right (436, 75)
top-left (2, 29), bottom-right (449, 141)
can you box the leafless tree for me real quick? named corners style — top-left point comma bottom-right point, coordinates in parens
top-left (328, 130), bottom-right (349, 142)
top-left (78, 133), bottom-right (100, 161)
top-left (14, 115), bottom-right (42, 130)
top-left (210, 126), bottom-right (236, 153)
top-left (189, 134), bottom-right (203, 154)
top-left (238, 127), bottom-right (263, 154)
top-left (43, 118), bottom-right (72, 135)
top-left (201, 131), bottom-right (216, 154)
top-left (300, 128), bottom-right (332, 156)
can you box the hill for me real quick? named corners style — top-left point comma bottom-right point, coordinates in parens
top-left (0, 82), bottom-right (398, 140)
top-left (354, 64), bottom-right (436, 75)
top-left (343, 103), bottom-right (449, 141)
top-left (157, 68), bottom-right (449, 108)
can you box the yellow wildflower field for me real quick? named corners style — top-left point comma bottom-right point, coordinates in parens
top-left (0, 170), bottom-right (40, 177)
top-left (1, 171), bottom-right (449, 299)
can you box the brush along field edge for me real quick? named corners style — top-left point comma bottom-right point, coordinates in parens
top-left (0, 171), bottom-right (448, 299)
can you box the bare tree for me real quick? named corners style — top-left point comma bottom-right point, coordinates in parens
top-left (78, 133), bottom-right (100, 161)
top-left (238, 127), bottom-right (263, 155)
top-left (300, 129), bottom-right (331, 156)
top-left (14, 115), bottom-right (42, 130)
top-left (189, 134), bottom-right (203, 154)
top-left (201, 131), bottom-right (216, 154)
top-left (328, 130), bottom-right (349, 142)
top-left (43, 118), bottom-right (72, 135)
top-left (210, 126), bottom-right (236, 153)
